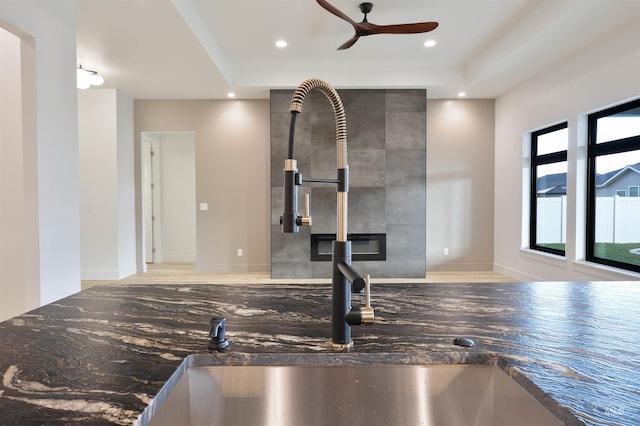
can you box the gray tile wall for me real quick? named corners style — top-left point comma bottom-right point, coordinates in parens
top-left (271, 89), bottom-right (426, 279)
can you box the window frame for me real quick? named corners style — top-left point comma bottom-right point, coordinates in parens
top-left (529, 122), bottom-right (568, 256)
top-left (586, 98), bottom-right (640, 273)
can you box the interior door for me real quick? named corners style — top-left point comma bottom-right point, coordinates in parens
top-left (143, 140), bottom-right (156, 263)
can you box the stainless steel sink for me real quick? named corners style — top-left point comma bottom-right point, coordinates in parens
top-left (136, 355), bottom-right (564, 426)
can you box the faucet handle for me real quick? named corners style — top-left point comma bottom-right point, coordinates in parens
top-left (298, 192), bottom-right (312, 226)
top-left (365, 275), bottom-right (371, 308)
top-left (361, 275), bottom-right (375, 325)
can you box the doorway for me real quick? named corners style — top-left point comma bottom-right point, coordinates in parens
top-left (1, 25), bottom-right (39, 320)
top-left (141, 132), bottom-right (196, 264)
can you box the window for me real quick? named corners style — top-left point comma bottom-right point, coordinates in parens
top-left (530, 122), bottom-right (568, 256)
top-left (587, 98), bottom-right (640, 273)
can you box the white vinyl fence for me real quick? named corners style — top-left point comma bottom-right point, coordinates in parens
top-left (537, 196), bottom-right (640, 244)
top-left (537, 196), bottom-right (567, 244)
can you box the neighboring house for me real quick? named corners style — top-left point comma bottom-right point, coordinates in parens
top-left (536, 172), bottom-right (567, 198)
top-left (537, 162), bottom-right (640, 197)
top-left (595, 164), bottom-right (640, 197)
top-left (537, 184), bottom-right (567, 197)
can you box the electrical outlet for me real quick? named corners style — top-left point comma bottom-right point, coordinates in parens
top-left (237, 248), bottom-right (243, 257)
top-left (443, 248), bottom-right (449, 256)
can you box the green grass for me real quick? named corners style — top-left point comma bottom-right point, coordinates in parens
top-left (594, 242), bottom-right (640, 266)
top-left (537, 242), bottom-right (640, 267)
top-left (538, 243), bottom-right (566, 251)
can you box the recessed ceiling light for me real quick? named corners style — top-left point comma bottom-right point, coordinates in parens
top-left (275, 40), bottom-right (287, 48)
top-left (423, 40), bottom-right (436, 47)
top-left (458, 92), bottom-right (466, 97)
top-left (227, 92), bottom-right (236, 98)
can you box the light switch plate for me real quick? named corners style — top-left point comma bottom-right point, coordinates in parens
top-left (200, 203), bottom-right (208, 211)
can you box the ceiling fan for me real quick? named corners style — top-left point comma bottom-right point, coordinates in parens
top-left (316, 0), bottom-right (439, 50)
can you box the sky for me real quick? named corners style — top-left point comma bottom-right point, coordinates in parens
top-left (537, 116), bottom-right (640, 177)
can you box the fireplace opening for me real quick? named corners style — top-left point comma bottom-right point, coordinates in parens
top-left (311, 233), bottom-right (386, 261)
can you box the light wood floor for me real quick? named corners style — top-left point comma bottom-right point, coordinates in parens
top-left (81, 263), bottom-right (516, 290)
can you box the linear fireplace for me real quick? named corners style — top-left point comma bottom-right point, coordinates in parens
top-left (311, 233), bottom-right (386, 262)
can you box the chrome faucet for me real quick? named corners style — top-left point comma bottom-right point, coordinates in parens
top-left (280, 78), bottom-right (374, 349)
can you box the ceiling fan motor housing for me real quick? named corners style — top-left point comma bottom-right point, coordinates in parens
top-left (359, 2), bottom-right (373, 15)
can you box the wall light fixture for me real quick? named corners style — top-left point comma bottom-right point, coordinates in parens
top-left (77, 65), bottom-right (104, 89)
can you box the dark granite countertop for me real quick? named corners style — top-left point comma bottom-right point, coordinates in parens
top-left (0, 281), bottom-right (638, 425)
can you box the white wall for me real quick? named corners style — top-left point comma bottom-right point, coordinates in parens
top-left (0, 26), bottom-right (39, 321)
top-left (427, 99), bottom-right (495, 271)
top-left (0, 0), bottom-right (80, 321)
top-left (79, 89), bottom-right (136, 280)
top-left (494, 20), bottom-right (640, 281)
top-left (117, 90), bottom-right (136, 275)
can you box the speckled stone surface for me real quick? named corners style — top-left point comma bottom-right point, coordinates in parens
top-left (0, 281), bottom-right (638, 425)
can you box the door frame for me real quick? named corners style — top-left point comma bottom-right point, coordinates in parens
top-left (142, 136), bottom-right (162, 264)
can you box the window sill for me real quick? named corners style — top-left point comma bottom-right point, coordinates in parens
top-left (573, 260), bottom-right (640, 281)
top-left (519, 248), bottom-right (567, 268)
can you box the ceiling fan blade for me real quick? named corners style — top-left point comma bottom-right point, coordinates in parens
top-left (337, 35), bottom-right (360, 50)
top-left (316, 0), bottom-right (357, 27)
top-left (367, 22), bottom-right (439, 35)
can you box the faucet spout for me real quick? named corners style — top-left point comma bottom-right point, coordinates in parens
top-left (281, 78), bottom-right (348, 240)
top-left (281, 78), bottom-right (374, 349)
